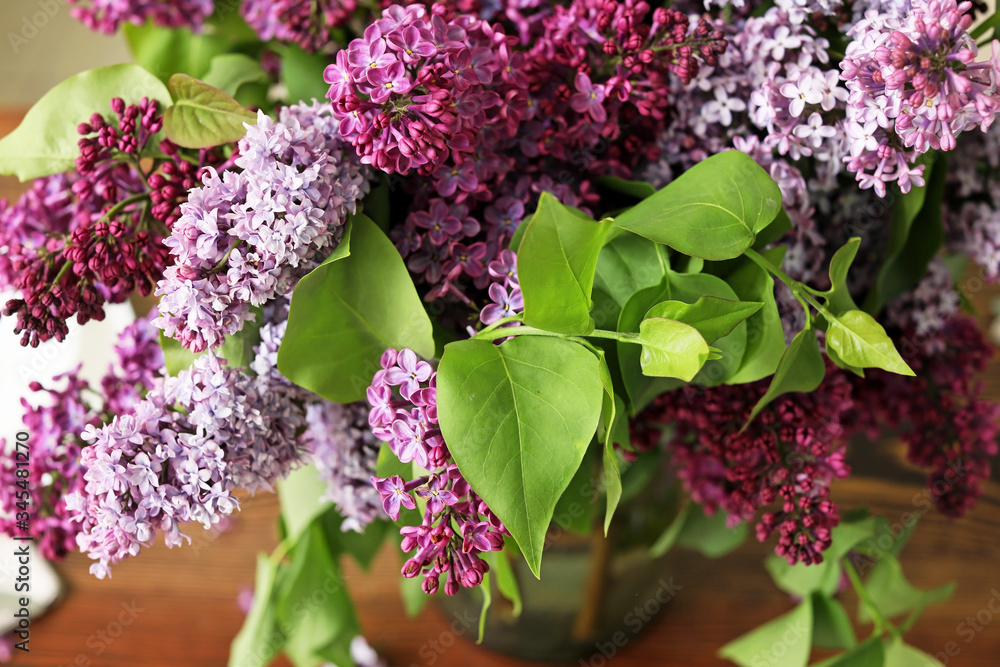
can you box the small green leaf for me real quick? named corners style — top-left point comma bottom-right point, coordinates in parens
top-left (217, 306), bottom-right (264, 369)
top-left (858, 555), bottom-right (955, 623)
top-left (597, 355), bottom-right (624, 535)
top-left (0, 64), bottom-right (171, 180)
top-left (436, 336), bottom-right (603, 578)
top-left (490, 551), bottom-right (523, 617)
top-left (719, 599), bottom-right (813, 667)
top-left (613, 150), bottom-right (782, 261)
top-left (595, 175), bottom-right (656, 199)
top-left (726, 248), bottom-right (787, 384)
top-left (883, 636), bottom-right (944, 667)
top-left (277, 464), bottom-right (329, 543)
top-left (164, 73), bottom-right (257, 148)
top-left (159, 332), bottom-right (200, 376)
top-left (552, 444), bottom-right (597, 535)
top-left (812, 637), bottom-right (885, 667)
top-left (746, 328), bottom-right (826, 425)
top-left (517, 192), bottom-right (610, 335)
top-left (229, 553), bottom-right (284, 667)
top-left (675, 505), bottom-right (748, 558)
top-left (637, 317), bottom-right (711, 381)
top-left (765, 515), bottom-right (875, 598)
top-left (616, 281), bottom-right (684, 412)
top-left (826, 238), bottom-right (861, 316)
top-left (278, 214), bottom-right (434, 403)
top-left (825, 310), bottom-right (915, 376)
top-left (202, 53), bottom-right (268, 97)
top-left (645, 297), bottom-right (762, 344)
top-left (811, 593), bottom-right (856, 650)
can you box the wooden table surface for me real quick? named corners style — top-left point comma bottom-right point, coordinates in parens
top-left (2, 111), bottom-right (999, 667)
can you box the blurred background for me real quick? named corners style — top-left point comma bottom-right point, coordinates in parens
top-left (0, 3), bottom-right (999, 667)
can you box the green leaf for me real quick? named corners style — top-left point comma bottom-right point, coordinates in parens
top-left (123, 19), bottom-right (247, 84)
top-left (812, 637), bottom-right (885, 667)
top-left (825, 310), bottom-right (915, 376)
top-left (597, 354), bottom-right (624, 535)
top-left (726, 248), bottom-right (787, 384)
top-left (675, 504), bottom-right (748, 558)
top-left (858, 555), bottom-right (955, 623)
top-left (765, 515), bottom-right (876, 598)
top-left (746, 328), bottom-right (826, 425)
top-left (201, 53), bottom-right (268, 97)
top-left (229, 554), bottom-right (284, 667)
top-left (490, 551), bottom-right (523, 617)
top-left (278, 214), bottom-right (435, 403)
top-left (595, 175), bottom-right (656, 199)
top-left (320, 512), bottom-right (390, 572)
top-left (0, 64), bottom-right (171, 180)
top-left (159, 332), bottom-right (200, 376)
top-left (637, 317), bottom-right (711, 381)
top-left (400, 574), bottom-right (429, 617)
top-left (593, 231), bottom-right (668, 328)
top-left (517, 192), bottom-right (610, 335)
top-left (218, 305), bottom-right (264, 369)
top-left (811, 593), bottom-right (856, 650)
top-left (616, 282), bottom-right (687, 412)
top-left (646, 297), bottom-right (762, 345)
top-left (613, 150), bottom-right (782, 261)
top-left (826, 238), bottom-right (861, 316)
top-left (279, 44), bottom-right (332, 103)
top-left (719, 599), bottom-right (813, 667)
top-left (552, 444), bottom-right (597, 535)
top-left (163, 73), bottom-right (257, 149)
top-left (277, 464), bottom-right (330, 543)
top-left (864, 158), bottom-right (945, 313)
top-left (649, 503), bottom-right (693, 558)
top-left (883, 637), bottom-right (944, 667)
top-left (754, 208), bottom-right (793, 250)
top-left (362, 178), bottom-right (392, 232)
top-left (276, 522), bottom-right (359, 667)
top-left (436, 336), bottom-right (604, 578)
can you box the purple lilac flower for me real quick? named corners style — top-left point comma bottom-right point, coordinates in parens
top-left (841, 0), bottom-right (1000, 196)
top-left (241, 0), bottom-right (358, 53)
top-left (368, 348), bottom-right (509, 595)
top-left (68, 0), bottom-right (214, 34)
top-left (155, 102), bottom-right (372, 352)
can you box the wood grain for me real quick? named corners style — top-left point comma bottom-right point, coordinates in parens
top-left (2, 109), bottom-right (999, 667)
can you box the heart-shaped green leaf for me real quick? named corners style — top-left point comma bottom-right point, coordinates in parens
top-left (645, 297), bottom-right (762, 345)
top-left (0, 64), bottom-right (171, 180)
top-left (637, 317), bottom-right (711, 381)
top-left (745, 328), bottom-right (826, 426)
top-left (825, 310), bottom-right (915, 376)
top-left (164, 73), bottom-right (257, 148)
top-left (613, 150), bottom-right (782, 261)
top-left (436, 336), bottom-right (603, 578)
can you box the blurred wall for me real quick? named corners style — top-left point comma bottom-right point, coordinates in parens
top-left (1, 0), bottom-right (129, 107)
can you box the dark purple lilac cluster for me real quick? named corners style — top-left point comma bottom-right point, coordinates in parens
top-left (368, 348), bottom-right (508, 595)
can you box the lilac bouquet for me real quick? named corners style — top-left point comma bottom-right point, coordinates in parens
top-left (1, 0), bottom-right (999, 664)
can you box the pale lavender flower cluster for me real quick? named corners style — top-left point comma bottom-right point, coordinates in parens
top-left (955, 194), bottom-right (1000, 282)
top-left (841, 0), bottom-right (1000, 196)
top-left (0, 315), bottom-right (164, 561)
top-left (886, 260), bottom-right (960, 352)
top-left (68, 333), bottom-right (308, 578)
top-left (367, 348), bottom-right (508, 595)
top-left (155, 102), bottom-right (371, 353)
top-left (305, 401), bottom-right (383, 532)
top-left (68, 0), bottom-right (214, 34)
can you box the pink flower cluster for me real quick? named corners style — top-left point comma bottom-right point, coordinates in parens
top-left (368, 348), bottom-right (508, 595)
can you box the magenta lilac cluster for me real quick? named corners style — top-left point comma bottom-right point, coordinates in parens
top-left (242, 0), bottom-right (358, 53)
top-left (67, 0), bottom-right (215, 34)
top-left (641, 362), bottom-right (853, 565)
top-left (368, 348), bottom-right (508, 595)
top-left (841, 0), bottom-right (1000, 196)
top-left (0, 315), bottom-right (163, 560)
top-left (154, 103), bottom-right (371, 353)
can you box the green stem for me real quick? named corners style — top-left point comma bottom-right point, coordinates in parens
top-left (744, 247), bottom-right (817, 326)
top-left (211, 241), bottom-right (241, 274)
top-left (476, 315), bottom-right (522, 337)
top-left (844, 559), bottom-right (895, 638)
top-left (99, 192), bottom-right (150, 224)
top-left (472, 324), bottom-right (642, 345)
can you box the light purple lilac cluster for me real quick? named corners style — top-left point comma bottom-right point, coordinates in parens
top-left (67, 0), bottom-right (214, 34)
top-left (841, 0), bottom-right (1000, 196)
top-left (67, 319), bottom-right (309, 578)
top-left (0, 315), bottom-right (164, 560)
top-left (154, 102), bottom-right (371, 352)
top-left (368, 348), bottom-right (508, 595)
